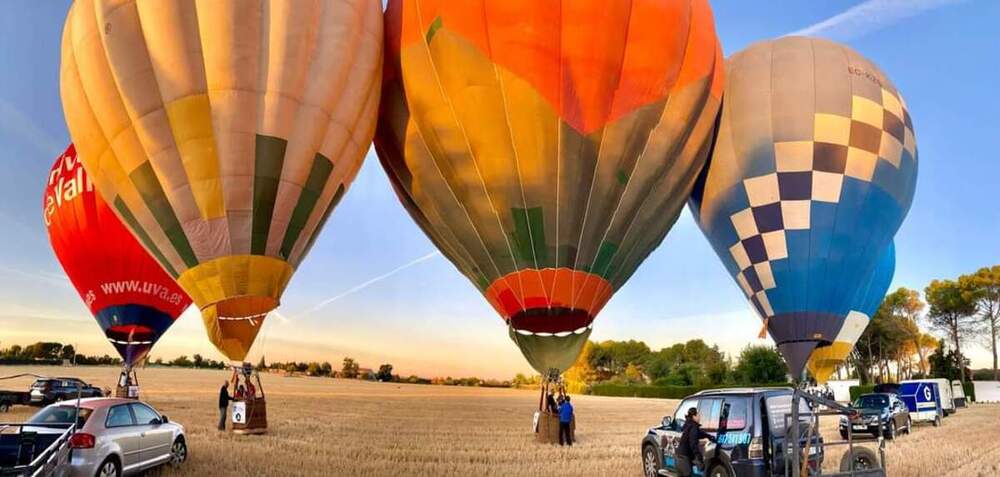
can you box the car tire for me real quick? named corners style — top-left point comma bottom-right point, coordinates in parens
top-left (904, 418), bottom-right (911, 435)
top-left (170, 437), bottom-right (188, 467)
top-left (884, 421), bottom-right (896, 440)
top-left (933, 414), bottom-right (941, 427)
top-left (642, 444), bottom-right (661, 477)
top-left (839, 446), bottom-right (879, 472)
top-left (708, 463), bottom-right (732, 477)
top-left (95, 457), bottom-right (121, 477)
top-left (839, 430), bottom-right (849, 440)
top-left (0, 401), bottom-right (10, 413)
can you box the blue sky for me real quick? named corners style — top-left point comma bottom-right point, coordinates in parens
top-left (0, 1), bottom-right (997, 379)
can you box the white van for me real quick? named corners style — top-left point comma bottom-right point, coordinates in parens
top-left (902, 378), bottom-right (955, 415)
top-left (951, 380), bottom-right (968, 407)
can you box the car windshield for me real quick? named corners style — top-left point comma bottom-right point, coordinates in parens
top-left (27, 406), bottom-right (92, 427)
top-left (765, 394), bottom-right (813, 437)
top-left (854, 395), bottom-right (888, 409)
top-left (31, 380), bottom-right (53, 388)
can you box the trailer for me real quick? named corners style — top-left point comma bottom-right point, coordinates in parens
top-left (901, 379), bottom-right (954, 415)
top-left (898, 381), bottom-right (942, 427)
top-left (0, 392), bottom-right (29, 414)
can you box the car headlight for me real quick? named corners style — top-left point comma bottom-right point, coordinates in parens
top-left (839, 416), bottom-right (847, 425)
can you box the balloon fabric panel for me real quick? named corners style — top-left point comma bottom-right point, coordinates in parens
top-left (45, 145), bottom-right (192, 366)
top-left (689, 37), bottom-right (917, 377)
top-left (377, 0), bottom-right (724, 374)
top-left (60, 0), bottom-right (383, 361)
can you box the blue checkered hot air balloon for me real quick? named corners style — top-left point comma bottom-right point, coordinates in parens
top-left (689, 37), bottom-right (918, 378)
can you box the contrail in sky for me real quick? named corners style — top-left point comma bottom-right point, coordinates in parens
top-left (787, 0), bottom-right (970, 41)
top-left (296, 250), bottom-right (441, 319)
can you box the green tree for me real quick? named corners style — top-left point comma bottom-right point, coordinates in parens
top-left (376, 364), bottom-right (394, 381)
top-left (881, 288), bottom-right (927, 375)
top-left (60, 344), bottom-right (76, 361)
top-left (961, 266), bottom-right (1000, 380)
top-left (320, 362), bottom-right (333, 376)
top-left (925, 279), bottom-right (979, 382)
top-left (564, 340), bottom-right (598, 393)
top-left (192, 354), bottom-right (205, 368)
top-left (733, 345), bottom-right (787, 384)
top-left (257, 355), bottom-right (267, 370)
top-left (928, 342), bottom-right (969, 381)
top-left (342, 357), bottom-right (360, 379)
top-left (306, 362), bottom-right (322, 376)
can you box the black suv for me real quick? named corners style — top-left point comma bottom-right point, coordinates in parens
top-left (641, 388), bottom-right (823, 477)
top-left (28, 378), bottom-right (103, 405)
top-left (839, 393), bottom-right (910, 440)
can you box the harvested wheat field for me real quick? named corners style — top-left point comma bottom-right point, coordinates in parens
top-left (2, 366), bottom-right (998, 476)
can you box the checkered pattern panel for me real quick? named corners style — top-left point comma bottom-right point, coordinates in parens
top-left (727, 90), bottom-right (913, 319)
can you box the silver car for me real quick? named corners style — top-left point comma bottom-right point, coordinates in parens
top-left (25, 397), bottom-right (186, 476)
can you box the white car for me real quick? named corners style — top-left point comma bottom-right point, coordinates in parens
top-left (24, 397), bottom-right (186, 476)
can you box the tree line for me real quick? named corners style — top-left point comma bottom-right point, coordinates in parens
top-left (0, 341), bottom-right (120, 365)
top-left (847, 265), bottom-right (1000, 384)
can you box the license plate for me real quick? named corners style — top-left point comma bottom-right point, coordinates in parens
top-left (852, 425), bottom-right (867, 430)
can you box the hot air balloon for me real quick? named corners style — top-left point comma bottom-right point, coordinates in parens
top-left (807, 242), bottom-right (895, 383)
top-left (689, 37), bottom-right (918, 379)
top-left (375, 0), bottom-right (723, 379)
top-left (60, 0), bottom-right (383, 431)
top-left (44, 144), bottom-right (191, 397)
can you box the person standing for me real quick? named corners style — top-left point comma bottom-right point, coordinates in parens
top-left (675, 407), bottom-right (717, 477)
top-left (558, 395), bottom-right (574, 446)
top-left (218, 381), bottom-right (232, 431)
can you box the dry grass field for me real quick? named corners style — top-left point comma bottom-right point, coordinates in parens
top-left (2, 366), bottom-right (997, 476)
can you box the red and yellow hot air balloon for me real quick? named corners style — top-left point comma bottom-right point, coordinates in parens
top-left (59, 0), bottom-right (383, 364)
top-left (376, 0), bottom-right (724, 376)
top-left (44, 145), bottom-right (191, 369)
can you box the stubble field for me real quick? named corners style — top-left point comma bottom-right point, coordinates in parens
top-left (2, 366), bottom-right (997, 476)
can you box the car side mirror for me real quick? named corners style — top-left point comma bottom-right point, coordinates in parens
top-left (160, 415), bottom-right (169, 424)
top-left (662, 416), bottom-right (673, 428)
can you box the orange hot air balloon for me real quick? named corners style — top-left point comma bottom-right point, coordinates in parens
top-left (376, 0), bottom-right (724, 375)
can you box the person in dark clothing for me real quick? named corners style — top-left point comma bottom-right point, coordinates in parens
top-left (675, 407), bottom-right (716, 477)
top-left (558, 396), bottom-right (574, 446)
top-left (218, 381), bottom-right (231, 431)
top-left (546, 391), bottom-right (559, 414)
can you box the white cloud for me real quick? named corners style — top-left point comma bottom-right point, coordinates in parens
top-left (787, 0), bottom-right (970, 41)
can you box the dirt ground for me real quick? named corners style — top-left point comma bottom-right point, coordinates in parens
top-left (1, 366), bottom-right (996, 476)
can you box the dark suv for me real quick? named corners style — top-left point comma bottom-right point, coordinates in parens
top-left (839, 393), bottom-right (910, 440)
top-left (29, 377), bottom-right (103, 405)
top-left (641, 388), bottom-right (823, 477)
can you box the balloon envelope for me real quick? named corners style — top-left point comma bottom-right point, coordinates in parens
top-left (376, 0), bottom-right (723, 374)
top-left (45, 145), bottom-right (191, 366)
top-left (689, 37), bottom-right (917, 377)
top-left (807, 242), bottom-right (895, 383)
top-left (60, 0), bottom-right (383, 361)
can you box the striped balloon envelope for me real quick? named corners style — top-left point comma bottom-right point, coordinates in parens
top-left (44, 145), bottom-right (191, 366)
top-left (689, 37), bottom-right (917, 378)
top-left (59, 0), bottom-right (383, 361)
top-left (807, 242), bottom-right (894, 383)
top-left (376, 0), bottom-right (724, 375)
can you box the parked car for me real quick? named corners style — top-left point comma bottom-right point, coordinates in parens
top-left (29, 377), bottom-right (104, 405)
top-left (20, 397), bottom-right (186, 476)
top-left (0, 389), bottom-right (30, 412)
top-left (839, 393), bottom-right (910, 440)
top-left (640, 387), bottom-right (824, 477)
top-left (901, 378), bottom-right (955, 415)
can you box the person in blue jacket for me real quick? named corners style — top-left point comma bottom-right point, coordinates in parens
top-left (558, 395), bottom-right (574, 446)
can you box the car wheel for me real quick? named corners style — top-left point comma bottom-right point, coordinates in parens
top-left (933, 415), bottom-right (941, 427)
top-left (904, 418), bottom-right (912, 434)
top-left (839, 446), bottom-right (879, 472)
top-left (642, 444), bottom-right (661, 477)
top-left (884, 421), bottom-right (896, 440)
top-left (95, 457), bottom-right (121, 477)
top-left (170, 437), bottom-right (188, 466)
top-left (708, 463), bottom-right (732, 477)
top-left (0, 401), bottom-right (10, 413)
top-left (839, 430), bottom-right (848, 440)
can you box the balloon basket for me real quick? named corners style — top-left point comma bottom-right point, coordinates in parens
top-left (533, 411), bottom-right (574, 444)
top-left (229, 362), bottom-right (267, 435)
top-left (115, 368), bottom-right (139, 400)
top-left (231, 397), bottom-right (268, 435)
